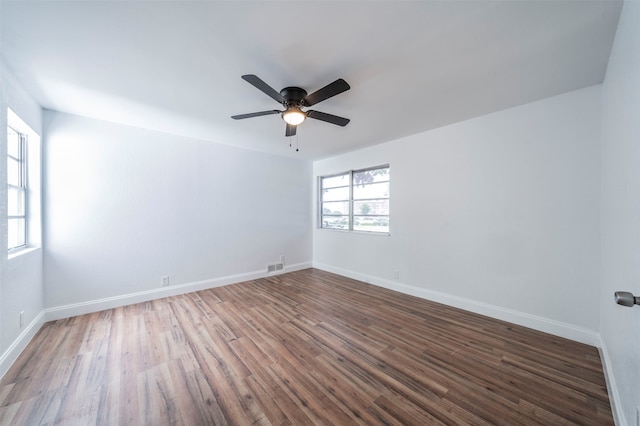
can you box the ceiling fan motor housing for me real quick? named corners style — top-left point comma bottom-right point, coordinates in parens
top-left (280, 87), bottom-right (308, 107)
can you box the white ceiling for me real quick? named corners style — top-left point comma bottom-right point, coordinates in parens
top-left (0, 0), bottom-right (623, 160)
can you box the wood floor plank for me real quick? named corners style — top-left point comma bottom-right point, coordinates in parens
top-left (306, 356), bottom-right (382, 425)
top-left (267, 360), bottom-right (355, 425)
top-left (0, 401), bottom-right (20, 425)
top-left (0, 268), bottom-right (613, 425)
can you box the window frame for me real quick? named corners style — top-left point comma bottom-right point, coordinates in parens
top-left (7, 124), bottom-right (28, 252)
top-left (318, 164), bottom-right (390, 235)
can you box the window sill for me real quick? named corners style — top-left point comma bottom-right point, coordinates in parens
top-left (318, 228), bottom-right (390, 237)
top-left (8, 246), bottom-right (40, 260)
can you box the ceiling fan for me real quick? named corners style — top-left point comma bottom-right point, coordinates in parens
top-left (231, 74), bottom-right (351, 137)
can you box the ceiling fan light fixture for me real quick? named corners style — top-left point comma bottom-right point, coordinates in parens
top-left (282, 107), bottom-right (306, 126)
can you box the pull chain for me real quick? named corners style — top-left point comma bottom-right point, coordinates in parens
top-left (287, 127), bottom-right (301, 152)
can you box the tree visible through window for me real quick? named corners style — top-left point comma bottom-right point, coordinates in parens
top-left (319, 165), bottom-right (389, 233)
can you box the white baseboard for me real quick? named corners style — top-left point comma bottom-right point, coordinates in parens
top-left (44, 261), bottom-right (312, 321)
top-left (598, 336), bottom-right (625, 426)
top-left (313, 262), bottom-right (601, 347)
top-left (0, 311), bottom-right (46, 380)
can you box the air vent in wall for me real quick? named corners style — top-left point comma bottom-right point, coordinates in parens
top-left (267, 262), bottom-right (284, 273)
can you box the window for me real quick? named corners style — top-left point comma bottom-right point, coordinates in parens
top-left (319, 165), bottom-right (389, 234)
top-left (6, 108), bottom-right (40, 254)
top-left (7, 125), bottom-right (27, 251)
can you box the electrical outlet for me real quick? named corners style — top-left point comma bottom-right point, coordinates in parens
top-left (393, 270), bottom-right (400, 280)
top-left (19, 311), bottom-right (24, 328)
top-left (161, 276), bottom-right (170, 287)
top-left (280, 255), bottom-right (285, 264)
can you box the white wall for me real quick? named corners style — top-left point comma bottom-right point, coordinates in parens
top-left (0, 60), bottom-right (45, 373)
top-left (600, 1), bottom-right (640, 425)
top-left (43, 111), bottom-right (312, 311)
top-left (314, 85), bottom-right (602, 343)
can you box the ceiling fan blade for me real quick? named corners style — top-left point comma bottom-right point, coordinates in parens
top-left (231, 110), bottom-right (281, 120)
top-left (241, 74), bottom-right (285, 104)
top-left (285, 123), bottom-right (297, 137)
top-left (306, 110), bottom-right (350, 127)
top-left (304, 79), bottom-right (350, 106)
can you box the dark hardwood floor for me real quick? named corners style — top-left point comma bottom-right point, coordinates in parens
top-left (0, 269), bottom-right (613, 425)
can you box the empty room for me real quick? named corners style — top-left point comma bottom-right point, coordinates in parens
top-left (0, 0), bottom-right (638, 424)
